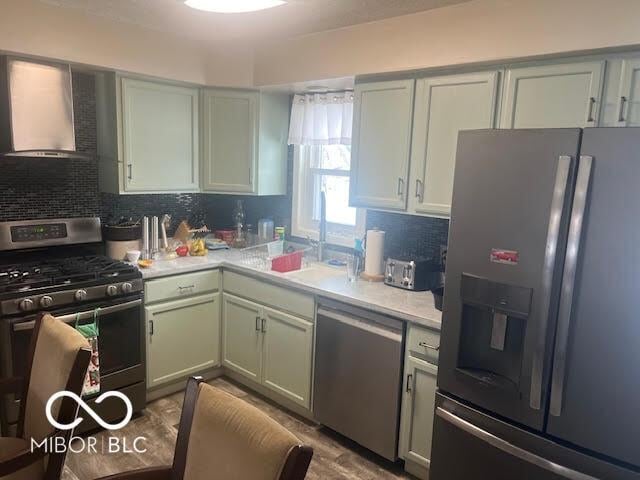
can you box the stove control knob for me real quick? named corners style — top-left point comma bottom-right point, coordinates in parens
top-left (19, 298), bottom-right (34, 312)
top-left (121, 282), bottom-right (133, 294)
top-left (74, 289), bottom-right (88, 302)
top-left (106, 285), bottom-right (119, 297)
top-left (39, 296), bottom-right (54, 308)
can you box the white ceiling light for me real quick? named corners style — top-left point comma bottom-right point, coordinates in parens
top-left (184, 0), bottom-right (286, 13)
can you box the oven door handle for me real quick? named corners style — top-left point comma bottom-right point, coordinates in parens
top-left (12, 299), bottom-right (143, 332)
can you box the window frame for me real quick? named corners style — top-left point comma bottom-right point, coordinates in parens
top-left (292, 145), bottom-right (365, 248)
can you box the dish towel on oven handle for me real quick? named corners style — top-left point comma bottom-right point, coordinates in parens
top-left (75, 308), bottom-right (101, 397)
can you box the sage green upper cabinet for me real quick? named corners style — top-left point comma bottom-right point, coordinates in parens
top-left (409, 72), bottom-right (499, 217)
top-left (201, 89), bottom-right (289, 195)
top-left (350, 80), bottom-right (415, 210)
top-left (615, 58), bottom-right (640, 126)
top-left (500, 61), bottom-right (605, 128)
top-left (96, 73), bottom-right (199, 194)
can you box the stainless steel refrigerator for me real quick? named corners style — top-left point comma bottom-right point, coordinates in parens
top-left (432, 128), bottom-right (640, 480)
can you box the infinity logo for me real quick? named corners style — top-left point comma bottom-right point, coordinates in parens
top-left (46, 391), bottom-right (133, 431)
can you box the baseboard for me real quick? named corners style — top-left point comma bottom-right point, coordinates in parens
top-left (222, 369), bottom-right (315, 422)
top-left (146, 366), bottom-right (223, 401)
top-left (404, 459), bottom-right (429, 480)
top-left (145, 367), bottom-right (314, 422)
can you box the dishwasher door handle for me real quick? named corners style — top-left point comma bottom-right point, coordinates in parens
top-left (317, 308), bottom-right (402, 343)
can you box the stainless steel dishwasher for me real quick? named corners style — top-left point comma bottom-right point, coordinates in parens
top-left (314, 299), bottom-right (404, 461)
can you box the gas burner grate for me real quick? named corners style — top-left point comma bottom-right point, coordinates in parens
top-left (0, 256), bottom-right (138, 294)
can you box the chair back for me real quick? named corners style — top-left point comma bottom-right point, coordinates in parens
top-left (17, 314), bottom-right (91, 478)
top-left (172, 378), bottom-right (313, 480)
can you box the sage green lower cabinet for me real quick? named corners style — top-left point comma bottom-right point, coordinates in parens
top-left (222, 293), bottom-right (263, 382)
top-left (222, 289), bottom-right (314, 410)
top-left (399, 357), bottom-right (438, 478)
top-left (145, 293), bottom-right (220, 389)
top-left (399, 324), bottom-right (439, 480)
top-left (262, 307), bottom-right (313, 407)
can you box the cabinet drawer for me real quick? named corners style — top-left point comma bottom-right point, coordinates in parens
top-left (407, 324), bottom-right (440, 364)
top-left (146, 270), bottom-right (220, 304)
top-left (223, 271), bottom-right (314, 320)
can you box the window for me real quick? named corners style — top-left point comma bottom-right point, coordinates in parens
top-left (292, 144), bottom-right (365, 247)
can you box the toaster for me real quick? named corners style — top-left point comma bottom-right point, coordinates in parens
top-left (384, 257), bottom-right (440, 291)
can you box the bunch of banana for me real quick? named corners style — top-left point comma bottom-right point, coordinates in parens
top-left (189, 238), bottom-right (207, 256)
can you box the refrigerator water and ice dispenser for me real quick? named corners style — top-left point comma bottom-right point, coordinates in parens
top-left (456, 274), bottom-right (532, 392)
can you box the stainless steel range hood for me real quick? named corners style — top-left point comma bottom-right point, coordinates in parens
top-left (0, 56), bottom-right (88, 158)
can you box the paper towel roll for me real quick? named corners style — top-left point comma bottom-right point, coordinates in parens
top-left (364, 229), bottom-right (385, 276)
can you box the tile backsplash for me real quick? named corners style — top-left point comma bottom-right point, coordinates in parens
top-left (366, 210), bottom-right (449, 263)
top-left (0, 72), bottom-right (100, 222)
top-left (0, 156), bottom-right (100, 222)
top-left (0, 72), bottom-right (446, 259)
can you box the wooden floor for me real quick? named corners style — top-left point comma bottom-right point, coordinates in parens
top-left (63, 377), bottom-right (414, 480)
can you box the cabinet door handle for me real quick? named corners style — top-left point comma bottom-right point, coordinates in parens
top-left (261, 318), bottom-right (267, 333)
top-left (415, 179), bottom-right (424, 201)
top-left (397, 177), bottom-right (404, 197)
top-left (178, 285), bottom-right (195, 293)
top-left (406, 373), bottom-right (413, 393)
top-left (255, 316), bottom-right (261, 332)
top-left (127, 163), bottom-right (133, 180)
top-left (587, 97), bottom-right (596, 123)
top-left (419, 341), bottom-right (440, 351)
top-left (619, 96), bottom-right (628, 123)
top-left (149, 319), bottom-right (154, 336)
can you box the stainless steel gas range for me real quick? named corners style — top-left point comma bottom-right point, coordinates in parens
top-left (0, 217), bottom-right (145, 434)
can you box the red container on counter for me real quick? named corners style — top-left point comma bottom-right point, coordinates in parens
top-left (271, 250), bottom-right (304, 273)
top-left (214, 230), bottom-right (236, 244)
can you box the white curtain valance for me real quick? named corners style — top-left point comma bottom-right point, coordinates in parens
top-left (287, 92), bottom-right (353, 146)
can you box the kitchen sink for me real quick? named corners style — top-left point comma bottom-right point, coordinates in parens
top-left (282, 263), bottom-right (345, 283)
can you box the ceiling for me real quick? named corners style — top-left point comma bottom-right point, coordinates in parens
top-left (39, 0), bottom-right (471, 45)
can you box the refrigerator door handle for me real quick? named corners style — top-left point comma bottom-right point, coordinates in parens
top-left (436, 407), bottom-right (598, 480)
top-left (530, 155), bottom-right (574, 410)
top-left (549, 155), bottom-right (593, 417)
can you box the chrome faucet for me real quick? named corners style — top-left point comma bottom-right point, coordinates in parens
top-left (308, 191), bottom-right (327, 262)
top-left (318, 191), bottom-right (326, 262)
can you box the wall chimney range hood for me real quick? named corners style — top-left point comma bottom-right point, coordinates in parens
top-left (0, 56), bottom-right (88, 158)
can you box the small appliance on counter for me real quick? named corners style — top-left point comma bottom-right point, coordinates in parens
top-left (384, 257), bottom-right (440, 291)
top-left (103, 218), bottom-right (142, 261)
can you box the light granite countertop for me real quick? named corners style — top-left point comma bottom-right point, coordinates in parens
top-left (139, 250), bottom-right (442, 330)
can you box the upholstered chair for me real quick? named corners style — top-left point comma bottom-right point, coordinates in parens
top-left (0, 313), bottom-right (91, 480)
top-left (95, 377), bottom-right (314, 480)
